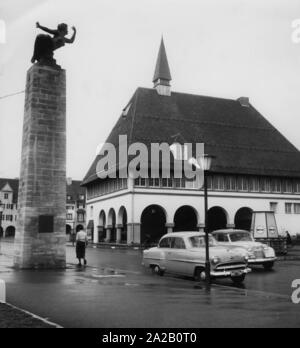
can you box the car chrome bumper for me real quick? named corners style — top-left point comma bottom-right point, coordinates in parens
top-left (211, 267), bottom-right (252, 278)
top-left (248, 257), bottom-right (277, 264)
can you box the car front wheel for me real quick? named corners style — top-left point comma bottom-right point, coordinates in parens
top-left (194, 268), bottom-right (206, 282)
top-left (152, 265), bottom-right (165, 276)
top-left (263, 262), bottom-right (274, 271)
top-left (231, 274), bottom-right (246, 284)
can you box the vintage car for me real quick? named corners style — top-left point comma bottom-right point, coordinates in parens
top-left (212, 229), bottom-right (277, 270)
top-left (143, 232), bottom-right (251, 284)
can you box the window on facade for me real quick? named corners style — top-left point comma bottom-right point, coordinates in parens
top-left (213, 176), bottom-right (224, 191)
top-left (271, 179), bottom-right (282, 193)
top-left (282, 180), bottom-right (293, 193)
top-left (140, 178), bottom-right (146, 187)
top-left (77, 213), bottom-right (84, 222)
top-left (237, 176), bottom-right (249, 191)
top-left (295, 181), bottom-right (300, 194)
top-left (249, 177), bottom-right (259, 192)
top-left (285, 203), bottom-right (293, 214)
top-left (4, 193), bottom-right (8, 199)
top-left (270, 202), bottom-right (278, 213)
top-left (206, 176), bottom-right (213, 190)
top-left (260, 178), bottom-right (271, 192)
top-left (294, 204), bottom-right (300, 214)
top-left (174, 178), bottom-right (181, 188)
top-left (148, 178), bottom-right (154, 187)
top-left (167, 178), bottom-right (173, 188)
top-left (66, 214), bottom-right (73, 220)
top-left (161, 178), bottom-right (168, 187)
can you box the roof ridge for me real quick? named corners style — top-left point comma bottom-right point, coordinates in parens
top-left (136, 86), bottom-right (242, 103)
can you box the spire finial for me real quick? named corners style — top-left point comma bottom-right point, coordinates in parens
top-left (153, 37), bottom-right (172, 96)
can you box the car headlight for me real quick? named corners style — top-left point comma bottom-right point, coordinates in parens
top-left (246, 251), bottom-right (255, 259)
top-left (211, 256), bottom-right (220, 265)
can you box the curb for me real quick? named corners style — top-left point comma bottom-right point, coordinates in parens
top-left (5, 302), bottom-right (63, 328)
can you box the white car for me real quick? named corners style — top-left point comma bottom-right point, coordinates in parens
top-left (212, 229), bottom-right (277, 270)
top-left (143, 232), bottom-right (251, 284)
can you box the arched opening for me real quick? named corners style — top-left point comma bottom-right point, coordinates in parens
top-left (98, 210), bottom-right (106, 242)
top-left (108, 208), bottom-right (116, 243)
top-left (118, 206), bottom-right (127, 243)
top-left (207, 206), bottom-right (228, 232)
top-left (0, 226), bottom-right (4, 238)
top-left (66, 224), bottom-right (72, 235)
top-left (174, 205), bottom-right (198, 232)
top-left (141, 205), bottom-right (167, 245)
top-left (76, 224), bottom-right (84, 232)
top-left (5, 226), bottom-right (15, 238)
top-left (234, 207), bottom-right (253, 231)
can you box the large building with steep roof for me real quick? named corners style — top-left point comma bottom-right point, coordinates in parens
top-left (82, 39), bottom-right (300, 245)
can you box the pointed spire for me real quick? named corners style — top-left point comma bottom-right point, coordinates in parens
top-left (153, 38), bottom-right (172, 96)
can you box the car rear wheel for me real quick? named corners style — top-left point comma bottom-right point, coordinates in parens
top-left (194, 268), bottom-right (206, 282)
top-left (231, 274), bottom-right (246, 284)
top-left (152, 265), bottom-right (165, 276)
top-left (263, 262), bottom-right (274, 271)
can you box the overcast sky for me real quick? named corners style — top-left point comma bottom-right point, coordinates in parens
top-left (0, 0), bottom-right (300, 180)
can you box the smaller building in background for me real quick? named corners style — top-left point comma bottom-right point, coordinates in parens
top-left (66, 178), bottom-right (87, 237)
top-left (0, 178), bottom-right (86, 238)
top-left (0, 178), bottom-right (18, 238)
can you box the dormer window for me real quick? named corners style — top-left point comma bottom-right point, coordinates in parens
top-left (122, 103), bottom-right (132, 117)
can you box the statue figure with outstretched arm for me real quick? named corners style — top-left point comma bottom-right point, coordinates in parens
top-left (31, 22), bottom-right (76, 66)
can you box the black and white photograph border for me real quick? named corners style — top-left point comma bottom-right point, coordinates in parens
top-left (0, 0), bottom-right (300, 331)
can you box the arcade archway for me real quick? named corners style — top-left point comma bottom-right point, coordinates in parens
top-left (207, 206), bottom-right (228, 232)
top-left (141, 205), bottom-right (167, 245)
top-left (66, 224), bottom-right (72, 235)
top-left (76, 224), bottom-right (84, 232)
top-left (108, 208), bottom-right (116, 242)
top-left (234, 207), bottom-right (253, 231)
top-left (174, 205), bottom-right (198, 232)
top-left (118, 206), bottom-right (127, 243)
top-left (98, 210), bottom-right (106, 242)
top-left (5, 226), bottom-right (15, 238)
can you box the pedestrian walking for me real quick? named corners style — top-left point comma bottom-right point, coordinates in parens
top-left (76, 227), bottom-right (88, 266)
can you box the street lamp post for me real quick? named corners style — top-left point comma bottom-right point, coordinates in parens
top-left (198, 154), bottom-right (214, 284)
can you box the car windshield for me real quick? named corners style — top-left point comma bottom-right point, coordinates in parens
top-left (229, 232), bottom-right (253, 242)
top-left (189, 235), bottom-right (217, 248)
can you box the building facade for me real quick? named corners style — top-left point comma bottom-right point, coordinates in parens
top-left (82, 39), bottom-right (300, 246)
top-left (0, 178), bottom-right (86, 238)
top-left (0, 179), bottom-right (18, 238)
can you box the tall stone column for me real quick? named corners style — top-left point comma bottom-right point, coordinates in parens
top-left (105, 226), bottom-right (112, 242)
top-left (165, 223), bottom-right (174, 234)
top-left (14, 64), bottom-right (66, 269)
top-left (127, 223), bottom-right (141, 245)
top-left (116, 224), bottom-right (122, 244)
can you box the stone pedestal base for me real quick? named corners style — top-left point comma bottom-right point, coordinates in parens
top-left (13, 64), bottom-right (66, 269)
